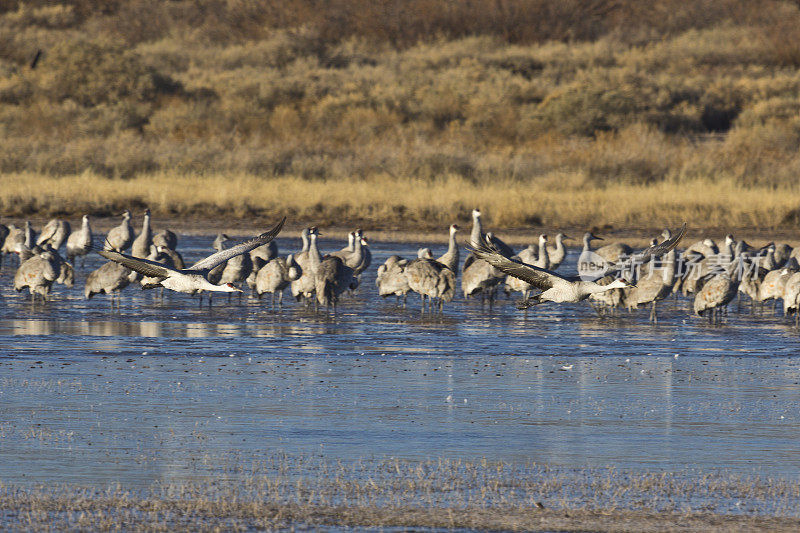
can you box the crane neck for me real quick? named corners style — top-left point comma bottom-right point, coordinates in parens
top-left (538, 238), bottom-right (549, 265)
top-left (308, 234), bottom-right (322, 272)
top-left (470, 214), bottom-right (483, 246)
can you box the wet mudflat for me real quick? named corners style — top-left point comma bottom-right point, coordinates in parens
top-left (1, 235), bottom-right (800, 529)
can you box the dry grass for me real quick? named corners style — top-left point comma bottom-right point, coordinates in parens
top-left (3, 171), bottom-right (800, 231)
top-left (3, 3), bottom-right (800, 231)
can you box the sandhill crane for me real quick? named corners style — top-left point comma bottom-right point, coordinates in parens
top-left (547, 233), bottom-right (571, 270)
top-left (23, 221), bottom-right (35, 249)
top-left (685, 238), bottom-right (718, 258)
top-left (404, 257), bottom-right (456, 311)
top-left (436, 224), bottom-right (460, 274)
top-left (594, 239), bottom-right (633, 264)
top-left (623, 237), bottom-right (677, 323)
top-left (418, 247), bottom-right (433, 259)
top-left (782, 271), bottom-right (800, 325)
top-left (472, 224), bottom-right (685, 308)
top-left (153, 229), bottom-right (178, 250)
top-left (505, 234), bottom-right (549, 299)
top-left (693, 267), bottom-right (739, 323)
top-left (469, 209), bottom-right (514, 256)
top-left (131, 208), bottom-right (152, 258)
top-left (580, 232), bottom-right (603, 255)
top-left (774, 243), bottom-right (793, 268)
top-left (462, 252), bottom-right (505, 303)
top-left (755, 260), bottom-right (798, 312)
top-left (355, 235), bottom-right (371, 276)
top-left (471, 241), bottom-right (632, 307)
top-left (310, 228), bottom-right (358, 308)
top-left (247, 238), bottom-right (279, 291)
top-left (14, 251), bottom-right (58, 301)
top-left (85, 261), bottom-right (134, 305)
top-left (462, 212), bottom-right (509, 302)
top-left (37, 218), bottom-right (71, 251)
top-left (139, 245), bottom-right (177, 291)
top-left (52, 249), bottom-right (75, 288)
top-left (206, 234), bottom-right (228, 284)
top-left (66, 215), bottom-right (93, 266)
top-left (680, 234), bottom-right (737, 296)
top-left (96, 218), bottom-right (285, 305)
top-left (213, 234), bottom-right (253, 299)
top-left (291, 228), bottom-right (316, 302)
top-left (158, 245), bottom-right (185, 270)
top-left (331, 229), bottom-right (364, 270)
top-left (376, 255), bottom-right (412, 302)
top-left (2, 224), bottom-right (21, 254)
top-left (255, 255), bottom-right (300, 307)
top-left (334, 231), bottom-right (356, 256)
top-left (104, 210), bottom-right (134, 252)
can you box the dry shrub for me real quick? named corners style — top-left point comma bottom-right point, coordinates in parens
top-left (37, 37), bottom-right (181, 107)
top-left (1, 3), bottom-right (77, 29)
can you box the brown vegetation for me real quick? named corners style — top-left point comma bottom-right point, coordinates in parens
top-left (2, 454), bottom-right (800, 531)
top-left (2, 1), bottom-right (800, 230)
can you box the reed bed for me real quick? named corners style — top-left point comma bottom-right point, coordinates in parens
top-left (3, 171), bottom-right (800, 231)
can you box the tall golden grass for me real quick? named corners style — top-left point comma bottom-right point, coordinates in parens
top-left (4, 171), bottom-right (800, 231)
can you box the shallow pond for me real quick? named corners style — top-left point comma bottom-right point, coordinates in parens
top-left (1, 234), bottom-right (800, 499)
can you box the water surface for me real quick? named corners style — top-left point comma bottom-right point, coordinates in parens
top-left (1, 234), bottom-right (800, 493)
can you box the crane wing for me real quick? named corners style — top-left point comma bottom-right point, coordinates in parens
top-left (468, 240), bottom-right (564, 291)
top-left (97, 249), bottom-right (175, 278)
top-left (188, 217), bottom-right (286, 272)
top-left (612, 222), bottom-right (688, 273)
top-left (638, 222), bottom-right (687, 261)
top-left (36, 220), bottom-right (57, 246)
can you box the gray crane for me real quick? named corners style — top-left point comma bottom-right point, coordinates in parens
top-left (291, 228), bottom-right (316, 303)
top-left (153, 229), bottom-right (178, 250)
top-left (505, 234), bottom-right (549, 299)
top-left (131, 209), bottom-right (152, 258)
top-left (623, 232), bottom-right (678, 323)
top-left (14, 250), bottom-right (58, 301)
top-left (66, 215), bottom-right (93, 266)
top-left (436, 224), bottom-right (460, 275)
top-left (104, 210), bottom-right (134, 252)
top-left (309, 228), bottom-right (357, 308)
top-left (37, 218), bottom-right (71, 251)
top-left (376, 255), bottom-right (412, 303)
top-left (546, 233), bottom-right (571, 270)
top-left (97, 218), bottom-right (284, 305)
top-left (404, 257), bottom-right (456, 312)
top-left (255, 255), bottom-right (300, 307)
top-left (472, 224), bottom-right (685, 308)
top-left (85, 261), bottom-right (135, 306)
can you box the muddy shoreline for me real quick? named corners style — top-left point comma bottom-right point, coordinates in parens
top-left (5, 214), bottom-right (800, 248)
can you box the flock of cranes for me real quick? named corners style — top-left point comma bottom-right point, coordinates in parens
top-left (3, 207), bottom-right (800, 324)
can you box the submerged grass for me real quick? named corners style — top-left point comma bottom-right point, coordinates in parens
top-left (4, 171), bottom-right (800, 231)
top-left (2, 454), bottom-right (800, 531)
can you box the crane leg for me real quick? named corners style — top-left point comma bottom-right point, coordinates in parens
top-left (650, 302), bottom-right (657, 323)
